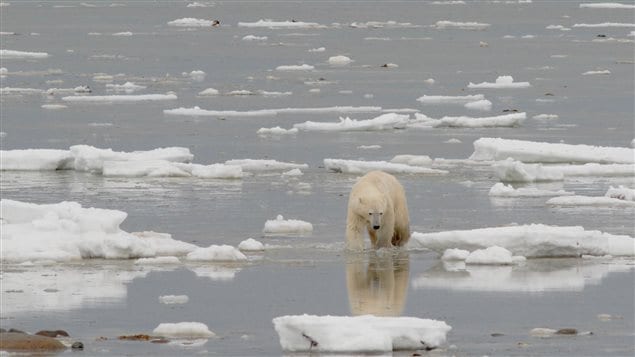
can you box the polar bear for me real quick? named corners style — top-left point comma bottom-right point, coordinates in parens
top-left (346, 171), bottom-right (410, 250)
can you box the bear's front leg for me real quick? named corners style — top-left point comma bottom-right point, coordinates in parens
top-left (346, 221), bottom-right (365, 250)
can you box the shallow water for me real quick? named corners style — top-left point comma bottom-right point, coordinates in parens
top-left (1, 1), bottom-right (634, 356)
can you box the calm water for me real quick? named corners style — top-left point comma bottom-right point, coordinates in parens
top-left (1, 1), bottom-right (634, 356)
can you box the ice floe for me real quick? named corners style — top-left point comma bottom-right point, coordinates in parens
top-left (441, 248), bottom-right (470, 261)
top-left (0, 200), bottom-right (198, 263)
top-left (324, 159), bottom-right (448, 175)
top-left (238, 19), bottom-right (326, 29)
top-left (238, 238), bottom-right (265, 251)
top-left (186, 245), bottom-right (247, 261)
top-left (434, 20), bottom-right (490, 30)
top-left (159, 295), bottom-right (189, 304)
top-left (573, 23), bottom-right (635, 28)
top-left (257, 126), bottom-right (299, 135)
top-left (102, 161), bottom-right (243, 179)
top-left (417, 94), bottom-right (485, 104)
top-left (605, 185), bottom-right (635, 201)
top-left (546, 24), bottom-right (571, 31)
top-left (409, 224), bottom-right (635, 257)
top-left (470, 138), bottom-right (635, 164)
top-left (468, 75), bottom-right (531, 89)
top-left (294, 113), bottom-right (409, 132)
top-left (105, 81), bottom-right (146, 93)
top-left (533, 114), bottom-right (559, 120)
top-left (464, 246), bottom-right (518, 265)
top-left (225, 159), bottom-right (307, 172)
top-left (153, 322), bottom-right (215, 338)
top-left (308, 47), bottom-right (325, 52)
top-left (135, 256), bottom-right (181, 265)
top-left (390, 155), bottom-right (433, 166)
top-left (273, 314), bottom-right (451, 352)
top-left (198, 88), bottom-right (220, 96)
top-left (1, 87), bottom-right (45, 95)
top-left (0, 49), bottom-right (49, 59)
top-left (41, 104), bottom-right (68, 110)
top-left (464, 99), bottom-right (492, 111)
top-left (580, 2), bottom-right (635, 9)
top-left (493, 159), bottom-right (635, 182)
top-left (168, 18), bottom-right (216, 27)
top-left (165, 106), bottom-right (382, 117)
top-left (489, 182), bottom-right (574, 197)
top-left (410, 112), bottom-right (526, 128)
top-left (184, 70), bottom-right (206, 82)
top-left (328, 55), bottom-right (352, 66)
top-left (242, 35), bottom-right (268, 41)
top-left (582, 69), bottom-right (611, 75)
top-left (546, 195), bottom-right (635, 208)
top-left (348, 20), bottom-right (419, 29)
top-left (62, 93), bottom-right (177, 103)
top-left (275, 64), bottom-right (314, 71)
top-left (263, 215), bottom-right (313, 234)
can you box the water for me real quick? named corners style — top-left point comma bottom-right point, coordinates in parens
top-left (1, 1), bottom-right (634, 356)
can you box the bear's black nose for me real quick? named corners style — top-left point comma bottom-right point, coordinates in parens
top-left (373, 225), bottom-right (380, 230)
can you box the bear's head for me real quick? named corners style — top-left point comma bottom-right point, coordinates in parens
top-left (356, 193), bottom-right (387, 231)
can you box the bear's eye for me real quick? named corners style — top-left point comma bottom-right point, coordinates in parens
top-left (368, 213), bottom-right (372, 215)
top-left (379, 212), bottom-right (383, 215)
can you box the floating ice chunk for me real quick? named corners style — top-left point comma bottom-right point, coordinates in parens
top-left (441, 248), bottom-right (470, 261)
top-left (328, 55), bottom-right (352, 66)
top-left (227, 90), bottom-right (256, 96)
top-left (349, 20), bottom-right (419, 29)
top-left (417, 94), bottom-right (485, 104)
top-left (465, 246), bottom-right (514, 265)
top-left (159, 295), bottom-right (189, 304)
top-left (273, 314), bottom-right (451, 352)
top-left (184, 70), bottom-right (206, 82)
top-left (263, 215), bottom-right (313, 234)
top-left (308, 47), bottom-right (325, 52)
top-left (153, 322), bottom-right (215, 338)
top-left (412, 113), bottom-right (525, 128)
top-left (294, 113), bottom-right (409, 132)
top-left (325, 159), bottom-right (448, 175)
top-left (390, 155), bottom-right (433, 166)
top-left (530, 328), bottom-right (558, 337)
top-left (468, 76), bottom-right (531, 89)
top-left (580, 2), bottom-right (635, 9)
top-left (0, 49), bottom-right (49, 59)
top-left (225, 159), bottom-right (307, 172)
top-left (259, 90), bottom-right (292, 97)
top-left (493, 159), bottom-right (635, 182)
top-left (424, 78), bottom-right (436, 84)
top-left (434, 20), bottom-right (490, 30)
top-left (431, 0), bottom-right (466, 4)
top-left (605, 185), bottom-right (635, 201)
top-left (112, 31), bottom-right (133, 36)
top-left (238, 19), bottom-right (326, 29)
top-left (165, 106), bottom-right (383, 117)
top-left (488, 183), bottom-right (574, 197)
top-left (257, 126), bottom-right (299, 135)
top-left (444, 138), bottom-right (462, 144)
top-left (62, 94), bottom-right (177, 102)
top-left (470, 138), bottom-right (635, 164)
top-left (409, 224), bottom-right (635, 257)
top-left (546, 24), bottom-right (571, 31)
top-left (573, 22), bottom-right (635, 28)
top-left (582, 70), bottom-right (611, 75)
top-left (0, 200), bottom-right (196, 263)
top-left (533, 114), bottom-right (559, 120)
top-left (186, 245), bottom-right (247, 261)
top-left (275, 64), bottom-right (314, 71)
top-left (282, 168), bottom-right (303, 176)
top-left (70, 145), bottom-right (193, 173)
top-left (381, 63), bottom-right (398, 68)
top-left (358, 145), bottom-right (382, 150)
top-left (105, 81), bottom-right (146, 93)
top-left (168, 18), bottom-right (216, 27)
top-left (238, 238), bottom-right (265, 251)
top-left (1, 87), bottom-right (44, 94)
top-left (464, 99), bottom-right (492, 111)
top-left (546, 195), bottom-right (635, 207)
top-left (198, 88), bottom-right (219, 96)
top-left (242, 35), bottom-right (268, 41)
top-left (102, 160), bottom-right (242, 178)
top-left (1, 149), bottom-right (74, 170)
top-left (135, 256), bottom-right (181, 265)
top-left (41, 104), bottom-right (68, 110)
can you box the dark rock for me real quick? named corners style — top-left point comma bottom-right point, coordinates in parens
top-left (556, 328), bottom-right (578, 335)
top-left (8, 328), bottom-right (25, 334)
top-left (118, 334), bottom-right (151, 341)
top-left (36, 330), bottom-right (70, 337)
top-left (491, 333), bottom-right (505, 337)
top-left (0, 332), bottom-right (66, 351)
top-left (0, 329), bottom-right (5, 333)
top-left (71, 341), bottom-right (84, 350)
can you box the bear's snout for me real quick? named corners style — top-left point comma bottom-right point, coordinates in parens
top-left (373, 225), bottom-right (380, 230)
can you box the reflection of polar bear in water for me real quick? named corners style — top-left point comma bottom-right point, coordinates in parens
top-left (346, 171), bottom-right (410, 250)
top-left (346, 251), bottom-right (410, 316)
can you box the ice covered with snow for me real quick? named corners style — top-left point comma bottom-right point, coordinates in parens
top-left (0, 49), bottom-right (49, 59)
top-left (411, 113), bottom-right (526, 128)
top-left (488, 183), bottom-right (574, 197)
top-left (533, 114), bottom-right (559, 120)
top-left (324, 159), bottom-right (449, 175)
top-left (242, 35), bottom-right (268, 41)
top-left (1, 87), bottom-right (44, 94)
top-left (0, 200), bottom-right (197, 263)
top-left (159, 295), bottom-right (189, 304)
top-left (263, 215), bottom-right (313, 234)
top-left (546, 195), bottom-right (635, 208)
top-left (444, 138), bottom-right (462, 144)
top-left (102, 161), bottom-right (243, 179)
top-left (62, 93), bottom-right (177, 103)
top-left (465, 246), bottom-right (514, 265)
top-left (41, 104), bottom-right (68, 110)
top-left (273, 314), bottom-right (451, 352)
top-left (225, 159), bottom-right (307, 172)
top-left (417, 94), bottom-right (485, 104)
top-left (605, 185), bottom-right (635, 201)
top-left (464, 99), bottom-right (492, 111)
top-left (328, 55), bottom-right (352, 66)
top-left (349, 20), bottom-right (419, 29)
top-left (470, 138), bottom-right (635, 164)
top-left (468, 76), bottom-right (531, 89)
top-left (185, 70), bottom-right (206, 82)
top-left (135, 256), bottom-right (181, 265)
top-left (493, 159), bottom-right (635, 182)
top-left (70, 145), bottom-right (193, 173)
top-left (168, 18), bottom-right (216, 27)
top-left (308, 47), bottom-right (325, 52)
top-left (106, 81), bottom-right (146, 93)
top-left (153, 322), bottom-right (215, 338)
top-left (257, 126), bottom-right (299, 135)
top-left (282, 168), bottom-right (303, 176)
top-left (409, 224), bottom-right (635, 257)
top-left (198, 88), bottom-right (219, 96)
top-left (573, 22), bottom-right (635, 28)
top-left (238, 19), bottom-right (326, 29)
top-left (582, 70), bottom-right (611, 75)
top-left (434, 20), bottom-right (490, 30)
top-left (441, 248), bottom-right (470, 261)
top-left (165, 106), bottom-right (382, 117)
top-left (294, 113), bottom-right (409, 131)
top-left (0, 149), bottom-right (74, 170)
top-left (238, 238), bottom-right (265, 251)
top-left (580, 2), bottom-right (635, 9)
top-left (186, 245), bottom-right (247, 261)
top-left (390, 155), bottom-right (433, 166)
top-left (275, 64), bottom-right (315, 71)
